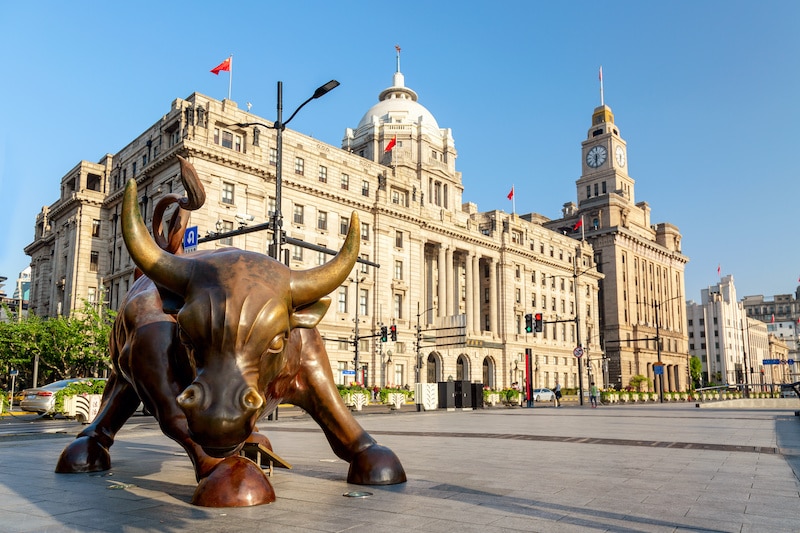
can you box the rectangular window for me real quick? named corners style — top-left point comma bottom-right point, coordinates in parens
top-left (317, 211), bottom-right (327, 231)
top-left (292, 244), bottom-right (303, 261)
top-left (395, 230), bottom-right (403, 248)
top-left (318, 165), bottom-right (328, 183)
top-left (222, 131), bottom-right (234, 149)
top-left (92, 219), bottom-right (101, 238)
top-left (295, 157), bottom-right (304, 175)
top-left (317, 251), bottom-right (326, 266)
top-left (394, 294), bottom-right (403, 319)
top-left (360, 254), bottom-right (369, 274)
top-left (361, 222), bottom-right (370, 241)
top-left (362, 180), bottom-right (370, 197)
top-left (220, 220), bottom-right (234, 245)
top-left (222, 182), bottom-right (235, 205)
top-left (340, 217), bottom-right (349, 235)
top-left (341, 173), bottom-right (349, 190)
top-left (269, 148), bottom-right (278, 166)
top-left (293, 205), bottom-right (304, 225)
top-left (338, 287), bottom-right (347, 312)
top-left (89, 251), bottom-right (99, 272)
top-left (394, 260), bottom-right (403, 280)
top-left (359, 288), bottom-right (369, 316)
top-left (515, 288), bottom-right (521, 303)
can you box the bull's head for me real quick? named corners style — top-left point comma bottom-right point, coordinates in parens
top-left (121, 177), bottom-right (359, 456)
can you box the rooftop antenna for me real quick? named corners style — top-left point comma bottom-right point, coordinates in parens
top-left (395, 44), bottom-right (401, 73)
top-left (599, 66), bottom-right (604, 106)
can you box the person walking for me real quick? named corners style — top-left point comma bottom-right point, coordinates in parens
top-left (554, 382), bottom-right (562, 407)
top-left (590, 382), bottom-right (599, 408)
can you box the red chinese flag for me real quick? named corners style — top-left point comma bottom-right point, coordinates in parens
top-left (384, 136), bottom-right (397, 152)
top-left (210, 57), bottom-right (231, 75)
top-left (572, 219), bottom-right (583, 231)
top-left (507, 186), bottom-right (514, 200)
top-left (771, 314), bottom-right (775, 323)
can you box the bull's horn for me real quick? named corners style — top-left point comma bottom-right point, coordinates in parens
top-left (291, 211), bottom-right (360, 308)
top-left (122, 179), bottom-right (192, 295)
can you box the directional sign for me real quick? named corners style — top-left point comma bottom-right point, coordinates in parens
top-left (653, 365), bottom-right (664, 376)
top-left (762, 359), bottom-right (780, 365)
top-left (573, 346), bottom-right (584, 358)
top-left (789, 359), bottom-right (796, 365)
top-left (341, 370), bottom-right (356, 375)
top-left (9, 369), bottom-right (18, 376)
top-left (183, 226), bottom-right (198, 253)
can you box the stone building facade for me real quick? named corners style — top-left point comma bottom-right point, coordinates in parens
top-left (544, 104), bottom-right (690, 392)
top-left (742, 288), bottom-right (800, 382)
top-left (24, 68), bottom-right (603, 392)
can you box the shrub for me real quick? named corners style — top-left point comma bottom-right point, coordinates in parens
top-left (54, 379), bottom-right (107, 414)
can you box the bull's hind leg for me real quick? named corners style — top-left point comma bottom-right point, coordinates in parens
top-left (285, 330), bottom-right (406, 485)
top-left (56, 373), bottom-right (141, 473)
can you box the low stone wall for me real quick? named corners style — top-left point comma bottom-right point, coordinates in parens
top-left (695, 398), bottom-right (800, 409)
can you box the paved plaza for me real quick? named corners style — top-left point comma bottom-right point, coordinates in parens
top-left (1, 403), bottom-right (799, 532)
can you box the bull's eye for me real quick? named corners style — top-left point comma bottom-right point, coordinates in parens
top-left (267, 334), bottom-right (286, 354)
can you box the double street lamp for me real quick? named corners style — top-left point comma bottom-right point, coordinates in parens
top-left (235, 79), bottom-right (339, 260)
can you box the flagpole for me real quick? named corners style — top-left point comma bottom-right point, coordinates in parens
top-left (228, 55), bottom-right (233, 101)
top-left (599, 66), bottom-right (604, 106)
top-left (512, 184), bottom-right (516, 215)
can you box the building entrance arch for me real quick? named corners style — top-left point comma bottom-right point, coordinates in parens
top-left (482, 357), bottom-right (495, 389)
top-left (426, 352), bottom-right (442, 383)
top-left (456, 354), bottom-right (470, 381)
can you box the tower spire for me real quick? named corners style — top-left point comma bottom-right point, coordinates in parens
top-left (395, 44), bottom-right (401, 73)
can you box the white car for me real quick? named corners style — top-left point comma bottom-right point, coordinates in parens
top-left (532, 388), bottom-right (555, 401)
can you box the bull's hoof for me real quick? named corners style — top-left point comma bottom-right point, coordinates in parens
top-left (192, 455), bottom-right (275, 507)
top-left (55, 436), bottom-right (111, 473)
top-left (347, 444), bottom-right (406, 485)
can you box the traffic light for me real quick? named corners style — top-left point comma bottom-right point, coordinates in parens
top-left (390, 324), bottom-right (397, 341)
top-left (380, 326), bottom-right (388, 342)
top-left (524, 314), bottom-right (533, 333)
top-left (534, 313), bottom-right (543, 332)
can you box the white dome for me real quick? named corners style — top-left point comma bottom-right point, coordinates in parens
top-left (356, 71), bottom-right (440, 131)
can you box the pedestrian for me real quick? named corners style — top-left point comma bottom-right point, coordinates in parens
top-left (590, 382), bottom-right (598, 408)
top-left (554, 382), bottom-right (562, 407)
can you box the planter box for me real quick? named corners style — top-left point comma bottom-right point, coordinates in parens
top-left (63, 394), bottom-right (103, 424)
top-left (415, 383), bottom-right (439, 411)
top-left (484, 393), bottom-right (501, 406)
top-left (387, 393), bottom-right (405, 410)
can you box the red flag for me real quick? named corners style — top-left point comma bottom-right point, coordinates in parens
top-left (717, 264), bottom-right (721, 276)
top-left (771, 314), bottom-right (775, 323)
top-left (384, 136), bottom-right (397, 152)
top-left (507, 186), bottom-right (514, 200)
top-left (572, 219), bottom-right (583, 231)
top-left (210, 57), bottom-right (231, 75)
top-left (599, 66), bottom-right (603, 82)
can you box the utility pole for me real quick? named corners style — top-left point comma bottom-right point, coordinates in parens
top-left (352, 276), bottom-right (366, 384)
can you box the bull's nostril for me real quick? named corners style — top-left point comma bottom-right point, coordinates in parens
top-left (177, 384), bottom-right (201, 408)
top-left (241, 387), bottom-right (264, 411)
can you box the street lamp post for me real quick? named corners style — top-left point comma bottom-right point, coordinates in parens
top-left (415, 302), bottom-right (436, 384)
top-left (352, 276), bottom-right (367, 385)
top-left (235, 79), bottom-right (339, 260)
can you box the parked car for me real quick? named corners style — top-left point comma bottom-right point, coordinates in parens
top-left (19, 378), bottom-right (93, 415)
top-left (779, 383), bottom-right (798, 398)
top-left (532, 388), bottom-right (555, 402)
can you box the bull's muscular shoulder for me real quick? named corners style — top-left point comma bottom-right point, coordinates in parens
top-left (122, 276), bottom-right (176, 326)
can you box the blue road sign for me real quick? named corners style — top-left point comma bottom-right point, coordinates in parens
top-left (789, 359), bottom-right (795, 365)
top-left (342, 370), bottom-right (356, 375)
top-left (653, 365), bottom-right (664, 375)
top-left (762, 359), bottom-right (780, 365)
top-left (183, 226), bottom-right (198, 253)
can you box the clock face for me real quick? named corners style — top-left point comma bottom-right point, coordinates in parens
top-left (586, 145), bottom-right (607, 168)
top-left (615, 146), bottom-right (626, 167)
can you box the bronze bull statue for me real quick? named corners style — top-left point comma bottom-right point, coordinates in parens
top-left (56, 163), bottom-right (406, 507)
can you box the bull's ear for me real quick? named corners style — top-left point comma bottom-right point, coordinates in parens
top-left (290, 297), bottom-right (331, 329)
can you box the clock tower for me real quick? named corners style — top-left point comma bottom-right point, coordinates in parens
top-left (577, 104), bottom-right (634, 212)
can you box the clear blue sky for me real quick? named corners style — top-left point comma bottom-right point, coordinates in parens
top-left (1, 1), bottom-right (798, 301)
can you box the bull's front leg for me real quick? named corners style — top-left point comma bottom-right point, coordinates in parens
top-left (284, 330), bottom-right (406, 485)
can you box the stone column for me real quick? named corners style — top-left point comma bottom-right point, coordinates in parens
top-left (473, 255), bottom-right (481, 331)
top-left (465, 253), bottom-right (474, 333)
top-left (489, 259), bottom-right (498, 334)
top-left (438, 244), bottom-right (446, 318)
top-left (445, 247), bottom-right (454, 317)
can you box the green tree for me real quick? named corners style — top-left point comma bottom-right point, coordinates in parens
top-left (689, 356), bottom-right (703, 390)
top-left (629, 374), bottom-right (652, 392)
top-left (0, 300), bottom-right (116, 385)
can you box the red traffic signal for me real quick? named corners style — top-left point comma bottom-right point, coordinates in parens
top-left (390, 324), bottom-right (397, 341)
top-left (534, 313), bottom-right (543, 332)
